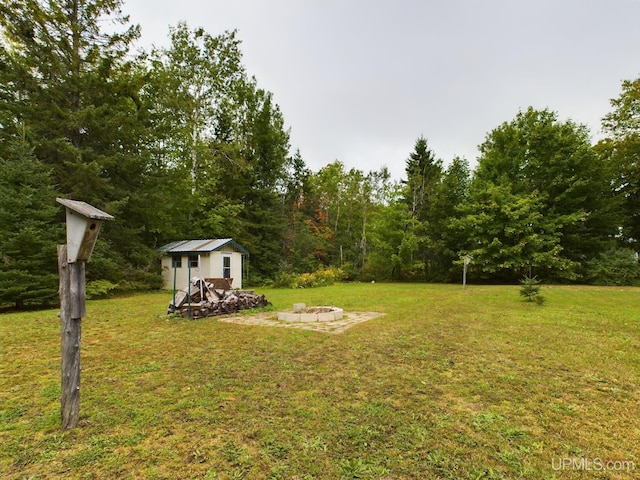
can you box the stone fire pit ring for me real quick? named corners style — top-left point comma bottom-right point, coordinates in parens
top-left (278, 303), bottom-right (344, 323)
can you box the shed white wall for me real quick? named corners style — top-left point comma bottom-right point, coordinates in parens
top-left (161, 250), bottom-right (243, 290)
top-left (161, 253), bottom-right (210, 290)
top-left (209, 249), bottom-right (243, 288)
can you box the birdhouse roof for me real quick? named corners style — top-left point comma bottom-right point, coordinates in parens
top-left (56, 198), bottom-right (114, 220)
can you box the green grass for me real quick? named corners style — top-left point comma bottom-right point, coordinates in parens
top-left (1, 283), bottom-right (639, 479)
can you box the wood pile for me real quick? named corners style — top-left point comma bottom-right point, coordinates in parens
top-left (167, 277), bottom-right (270, 319)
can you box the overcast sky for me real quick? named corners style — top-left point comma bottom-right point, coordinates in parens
top-left (122, 0), bottom-right (640, 180)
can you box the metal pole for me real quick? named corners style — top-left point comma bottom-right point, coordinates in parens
top-left (198, 254), bottom-right (203, 299)
top-left (187, 258), bottom-right (191, 319)
top-left (463, 262), bottom-right (467, 289)
top-left (172, 261), bottom-right (177, 313)
top-left (463, 256), bottom-right (471, 289)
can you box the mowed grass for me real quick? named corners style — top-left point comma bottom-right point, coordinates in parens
top-left (1, 283), bottom-right (639, 479)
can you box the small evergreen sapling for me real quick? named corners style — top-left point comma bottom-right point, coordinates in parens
top-left (519, 275), bottom-right (545, 304)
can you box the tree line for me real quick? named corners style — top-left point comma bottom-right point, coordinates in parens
top-left (1, 0), bottom-right (639, 308)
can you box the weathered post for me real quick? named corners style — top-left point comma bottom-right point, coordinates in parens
top-left (463, 255), bottom-right (472, 289)
top-left (56, 199), bottom-right (113, 429)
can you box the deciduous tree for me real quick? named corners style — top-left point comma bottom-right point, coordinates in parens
top-left (467, 107), bottom-right (617, 280)
top-left (455, 181), bottom-right (582, 281)
top-left (599, 78), bottom-right (640, 247)
top-left (429, 156), bottom-right (471, 281)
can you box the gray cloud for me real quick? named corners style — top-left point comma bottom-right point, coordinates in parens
top-left (124, 0), bottom-right (640, 179)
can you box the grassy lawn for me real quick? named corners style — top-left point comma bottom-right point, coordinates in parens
top-left (1, 283), bottom-right (639, 479)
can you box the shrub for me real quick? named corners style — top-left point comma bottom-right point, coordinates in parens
top-left (273, 266), bottom-right (345, 288)
top-left (86, 280), bottom-right (119, 299)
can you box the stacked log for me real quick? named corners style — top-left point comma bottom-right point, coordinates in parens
top-left (167, 277), bottom-right (270, 319)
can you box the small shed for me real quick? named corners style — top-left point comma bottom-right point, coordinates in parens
top-left (158, 238), bottom-right (249, 290)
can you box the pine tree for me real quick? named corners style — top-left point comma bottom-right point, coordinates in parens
top-left (401, 137), bottom-right (443, 279)
top-left (403, 137), bottom-right (442, 221)
top-left (0, 0), bottom-right (142, 201)
top-left (0, 0), bottom-right (168, 290)
top-left (0, 140), bottom-right (63, 308)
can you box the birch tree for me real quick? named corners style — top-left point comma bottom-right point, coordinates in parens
top-left (146, 22), bottom-right (245, 195)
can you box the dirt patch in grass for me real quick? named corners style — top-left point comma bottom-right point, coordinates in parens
top-left (217, 311), bottom-right (386, 334)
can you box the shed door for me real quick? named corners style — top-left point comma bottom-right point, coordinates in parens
top-left (222, 254), bottom-right (231, 279)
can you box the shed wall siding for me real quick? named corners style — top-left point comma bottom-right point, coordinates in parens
top-left (208, 251), bottom-right (243, 288)
top-left (161, 251), bottom-right (243, 290)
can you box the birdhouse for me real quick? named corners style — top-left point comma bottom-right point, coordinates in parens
top-left (56, 198), bottom-right (114, 263)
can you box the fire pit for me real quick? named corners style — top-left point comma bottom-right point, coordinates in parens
top-left (278, 303), bottom-right (344, 323)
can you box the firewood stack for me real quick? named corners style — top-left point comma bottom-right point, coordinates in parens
top-left (167, 277), bottom-right (270, 319)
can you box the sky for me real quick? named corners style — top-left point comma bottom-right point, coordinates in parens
top-left (122, 0), bottom-right (640, 180)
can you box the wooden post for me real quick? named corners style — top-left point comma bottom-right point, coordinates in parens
top-left (56, 198), bottom-right (113, 429)
top-left (58, 245), bottom-right (84, 429)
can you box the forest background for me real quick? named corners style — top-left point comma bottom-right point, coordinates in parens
top-left (1, 0), bottom-right (640, 308)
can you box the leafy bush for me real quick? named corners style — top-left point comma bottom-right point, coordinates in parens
top-left (86, 280), bottom-right (119, 299)
top-left (585, 248), bottom-right (640, 286)
top-left (273, 266), bottom-right (345, 288)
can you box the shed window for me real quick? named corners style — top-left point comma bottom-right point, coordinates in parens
top-left (172, 256), bottom-right (182, 268)
top-left (222, 255), bottom-right (231, 278)
top-left (188, 255), bottom-right (199, 268)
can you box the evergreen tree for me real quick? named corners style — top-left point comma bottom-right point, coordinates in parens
top-left (0, 140), bottom-right (63, 308)
top-left (403, 136), bottom-right (443, 221)
top-left (0, 0), bottom-right (164, 290)
top-left (401, 137), bottom-right (443, 279)
top-left (0, 0), bottom-right (142, 201)
top-left (237, 90), bottom-right (290, 281)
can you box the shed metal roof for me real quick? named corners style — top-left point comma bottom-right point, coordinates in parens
top-left (157, 238), bottom-right (249, 256)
